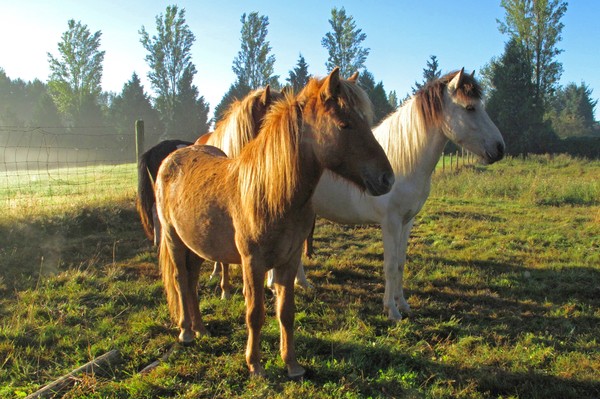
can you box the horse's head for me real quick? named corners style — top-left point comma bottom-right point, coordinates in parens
top-left (435, 68), bottom-right (505, 164)
top-left (299, 68), bottom-right (394, 196)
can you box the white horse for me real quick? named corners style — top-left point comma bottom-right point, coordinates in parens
top-left (291, 68), bottom-right (505, 320)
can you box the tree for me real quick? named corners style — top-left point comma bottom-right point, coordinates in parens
top-left (216, 12), bottom-right (278, 122)
top-left (47, 19), bottom-right (105, 125)
top-left (110, 72), bottom-right (163, 146)
top-left (321, 7), bottom-right (370, 78)
top-left (486, 39), bottom-right (556, 154)
top-left (413, 55), bottom-right (442, 93)
top-left (140, 5), bottom-right (198, 136)
top-left (171, 66), bottom-right (210, 140)
top-left (547, 82), bottom-right (598, 138)
top-left (232, 12), bottom-right (279, 89)
top-left (497, 0), bottom-right (567, 105)
top-left (286, 54), bottom-right (310, 92)
top-left (388, 91), bottom-right (399, 110)
top-left (359, 69), bottom-right (394, 125)
top-left (213, 80), bottom-right (252, 123)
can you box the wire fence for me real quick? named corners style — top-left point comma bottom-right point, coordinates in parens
top-left (1, 124), bottom-right (478, 216)
top-left (0, 126), bottom-right (137, 216)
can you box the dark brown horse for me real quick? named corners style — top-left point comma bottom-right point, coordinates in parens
top-left (155, 68), bottom-right (394, 378)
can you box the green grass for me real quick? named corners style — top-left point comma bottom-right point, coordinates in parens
top-left (0, 155), bottom-right (599, 398)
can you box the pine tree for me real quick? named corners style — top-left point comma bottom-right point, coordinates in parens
top-left (412, 55), bottom-right (442, 93)
top-left (548, 83), bottom-right (598, 138)
top-left (359, 69), bottom-right (394, 125)
top-left (486, 39), bottom-right (557, 154)
top-left (287, 54), bottom-right (310, 92)
top-left (321, 7), bottom-right (370, 78)
top-left (110, 72), bottom-right (163, 146)
top-left (213, 80), bottom-right (252, 123)
top-left (171, 66), bottom-right (210, 140)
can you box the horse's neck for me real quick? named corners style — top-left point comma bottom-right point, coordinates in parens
top-left (375, 99), bottom-right (448, 182)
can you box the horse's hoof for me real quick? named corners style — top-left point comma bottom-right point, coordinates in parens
top-left (287, 364), bottom-right (306, 380)
top-left (179, 330), bottom-right (196, 345)
top-left (295, 279), bottom-right (313, 290)
top-left (248, 364), bottom-right (266, 378)
top-left (221, 291), bottom-right (231, 300)
top-left (395, 297), bottom-right (412, 314)
top-left (386, 307), bottom-right (403, 322)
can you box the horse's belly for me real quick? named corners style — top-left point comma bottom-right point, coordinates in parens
top-left (312, 171), bottom-right (384, 224)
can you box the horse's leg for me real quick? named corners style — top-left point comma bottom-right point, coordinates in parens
top-left (272, 261), bottom-right (305, 378)
top-left (303, 216), bottom-right (316, 258)
top-left (186, 250), bottom-right (209, 337)
top-left (382, 216), bottom-right (403, 321)
top-left (267, 260), bottom-right (311, 290)
top-left (242, 257), bottom-right (266, 377)
top-left (209, 261), bottom-right (221, 281)
top-left (294, 260), bottom-right (311, 289)
top-left (394, 219), bottom-right (414, 314)
top-left (220, 263), bottom-right (232, 299)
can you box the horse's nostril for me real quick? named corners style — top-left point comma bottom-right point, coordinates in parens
top-left (380, 172), bottom-right (395, 190)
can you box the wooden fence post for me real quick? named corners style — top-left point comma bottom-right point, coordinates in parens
top-left (442, 152), bottom-right (445, 172)
top-left (135, 120), bottom-right (145, 164)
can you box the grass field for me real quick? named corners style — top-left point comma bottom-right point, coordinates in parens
top-left (0, 155), bottom-right (598, 398)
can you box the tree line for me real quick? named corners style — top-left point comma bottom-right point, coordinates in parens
top-left (0, 2), bottom-right (598, 157)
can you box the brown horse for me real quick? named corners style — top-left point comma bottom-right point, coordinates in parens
top-left (155, 68), bottom-right (394, 378)
top-left (136, 86), bottom-right (283, 250)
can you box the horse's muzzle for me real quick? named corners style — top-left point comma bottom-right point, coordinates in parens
top-left (485, 141), bottom-right (505, 164)
top-left (365, 171), bottom-right (395, 196)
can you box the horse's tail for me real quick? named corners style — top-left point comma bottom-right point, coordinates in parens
top-left (136, 148), bottom-right (157, 241)
top-left (159, 229), bottom-right (182, 323)
top-left (136, 140), bottom-right (193, 242)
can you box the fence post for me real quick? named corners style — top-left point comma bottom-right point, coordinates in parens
top-left (135, 120), bottom-right (145, 164)
top-left (455, 151), bottom-right (459, 170)
top-left (442, 152), bottom-right (445, 172)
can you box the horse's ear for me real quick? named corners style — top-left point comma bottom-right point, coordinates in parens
top-left (448, 67), bottom-right (465, 92)
top-left (261, 85), bottom-right (271, 106)
top-left (471, 69), bottom-right (476, 78)
top-left (321, 67), bottom-right (341, 101)
top-left (348, 71), bottom-right (359, 82)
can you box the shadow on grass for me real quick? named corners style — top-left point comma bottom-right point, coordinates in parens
top-left (293, 334), bottom-right (600, 399)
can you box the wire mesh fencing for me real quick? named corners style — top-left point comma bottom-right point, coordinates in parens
top-left (1, 126), bottom-right (137, 216)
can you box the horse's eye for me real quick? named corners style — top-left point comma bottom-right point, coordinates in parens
top-left (339, 122), bottom-right (351, 129)
top-left (465, 104), bottom-right (475, 112)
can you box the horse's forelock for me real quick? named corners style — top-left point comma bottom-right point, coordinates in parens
top-left (299, 75), bottom-right (374, 126)
top-left (339, 80), bottom-right (374, 126)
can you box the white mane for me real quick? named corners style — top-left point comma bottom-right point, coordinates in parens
top-left (373, 97), bottom-right (432, 176)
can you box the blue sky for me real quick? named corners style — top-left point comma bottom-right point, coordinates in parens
top-left (1, 1), bottom-right (598, 119)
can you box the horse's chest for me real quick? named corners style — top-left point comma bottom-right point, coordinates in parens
top-left (391, 178), bottom-right (431, 223)
top-left (258, 212), bottom-right (313, 266)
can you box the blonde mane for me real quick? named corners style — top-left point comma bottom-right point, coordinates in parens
top-left (208, 88), bottom-right (266, 157)
top-left (236, 90), bottom-right (301, 235)
top-left (376, 70), bottom-right (482, 175)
